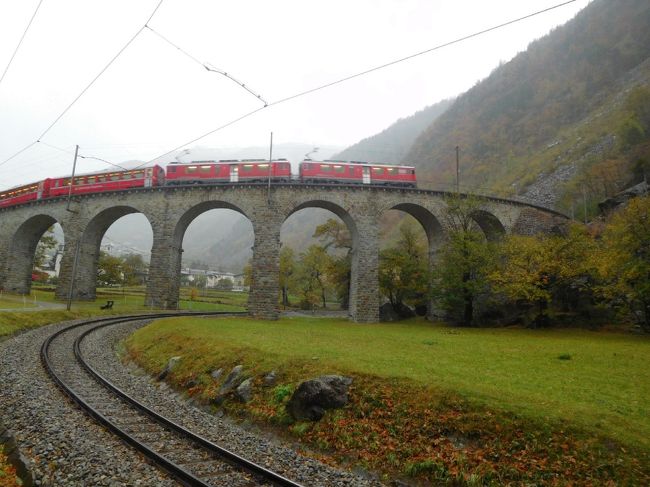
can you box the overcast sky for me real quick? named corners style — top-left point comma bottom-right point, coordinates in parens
top-left (0, 0), bottom-right (591, 190)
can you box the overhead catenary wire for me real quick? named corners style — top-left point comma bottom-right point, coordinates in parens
top-left (0, 0), bottom-right (45, 88)
top-left (138, 0), bottom-right (577, 168)
top-left (144, 25), bottom-right (268, 105)
top-left (0, 0), bottom-right (166, 169)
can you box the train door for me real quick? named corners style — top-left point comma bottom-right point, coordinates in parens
top-left (230, 164), bottom-right (239, 183)
top-left (362, 166), bottom-right (371, 184)
top-left (37, 181), bottom-right (45, 199)
top-left (144, 168), bottom-right (153, 187)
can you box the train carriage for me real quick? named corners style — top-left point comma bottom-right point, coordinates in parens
top-left (47, 166), bottom-right (164, 198)
top-left (0, 180), bottom-right (50, 208)
top-left (165, 159), bottom-right (292, 185)
top-left (299, 160), bottom-right (416, 187)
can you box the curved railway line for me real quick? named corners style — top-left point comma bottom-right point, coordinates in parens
top-left (40, 312), bottom-right (303, 487)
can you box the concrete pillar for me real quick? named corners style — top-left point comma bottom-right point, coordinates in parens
top-left (0, 232), bottom-right (8, 291)
top-left (349, 215), bottom-right (380, 323)
top-left (145, 232), bottom-right (182, 309)
top-left (248, 213), bottom-right (282, 320)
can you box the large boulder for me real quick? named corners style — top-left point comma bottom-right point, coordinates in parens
top-left (212, 365), bottom-right (245, 405)
top-left (286, 375), bottom-right (353, 421)
top-left (235, 378), bottom-right (253, 403)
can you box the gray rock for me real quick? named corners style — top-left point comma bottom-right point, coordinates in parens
top-left (210, 368), bottom-right (223, 380)
top-left (286, 375), bottom-right (353, 421)
top-left (263, 371), bottom-right (277, 387)
top-left (219, 365), bottom-right (244, 394)
top-left (235, 378), bottom-right (253, 403)
top-left (157, 356), bottom-right (181, 381)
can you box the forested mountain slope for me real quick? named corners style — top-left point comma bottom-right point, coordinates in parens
top-left (404, 0), bottom-right (650, 213)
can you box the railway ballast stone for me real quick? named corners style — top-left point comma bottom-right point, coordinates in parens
top-left (287, 375), bottom-right (353, 421)
top-left (157, 356), bottom-right (181, 381)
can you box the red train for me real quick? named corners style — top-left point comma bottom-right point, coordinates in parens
top-left (0, 159), bottom-right (416, 209)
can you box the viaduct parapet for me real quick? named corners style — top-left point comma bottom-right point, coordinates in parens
top-left (0, 184), bottom-right (567, 322)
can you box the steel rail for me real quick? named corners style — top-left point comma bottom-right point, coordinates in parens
top-left (41, 312), bottom-right (303, 487)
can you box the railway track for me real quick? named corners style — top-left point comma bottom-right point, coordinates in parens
top-left (40, 313), bottom-right (303, 487)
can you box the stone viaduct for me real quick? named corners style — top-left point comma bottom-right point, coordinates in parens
top-left (0, 184), bottom-right (567, 322)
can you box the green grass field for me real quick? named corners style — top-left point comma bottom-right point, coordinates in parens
top-left (0, 287), bottom-right (247, 338)
top-left (127, 316), bottom-right (650, 451)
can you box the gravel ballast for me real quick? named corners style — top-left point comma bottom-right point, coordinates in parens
top-left (0, 317), bottom-right (384, 486)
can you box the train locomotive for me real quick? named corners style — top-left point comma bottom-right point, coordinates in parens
top-left (0, 159), bottom-right (416, 209)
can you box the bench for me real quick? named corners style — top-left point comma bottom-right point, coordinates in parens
top-left (100, 300), bottom-right (114, 310)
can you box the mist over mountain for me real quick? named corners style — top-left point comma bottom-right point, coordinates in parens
top-left (332, 99), bottom-right (453, 164)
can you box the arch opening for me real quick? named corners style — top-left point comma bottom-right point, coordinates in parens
top-left (166, 201), bottom-right (253, 311)
top-left (380, 204), bottom-right (444, 320)
top-left (4, 215), bottom-right (64, 297)
top-left (470, 210), bottom-right (506, 242)
top-left (280, 204), bottom-right (354, 313)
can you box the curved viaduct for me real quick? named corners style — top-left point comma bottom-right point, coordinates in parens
top-left (0, 184), bottom-right (566, 322)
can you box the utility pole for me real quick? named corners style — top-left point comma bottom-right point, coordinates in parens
top-left (267, 132), bottom-right (273, 205)
top-left (455, 145), bottom-right (460, 193)
top-left (66, 144), bottom-right (79, 212)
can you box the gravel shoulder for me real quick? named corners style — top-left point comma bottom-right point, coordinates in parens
top-left (0, 318), bottom-right (383, 486)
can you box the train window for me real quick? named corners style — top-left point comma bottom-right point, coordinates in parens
top-left (334, 165), bottom-right (345, 173)
top-left (258, 164), bottom-right (269, 169)
top-left (242, 164), bottom-right (253, 171)
top-left (111, 174), bottom-right (120, 181)
top-left (399, 168), bottom-right (408, 174)
top-left (386, 168), bottom-right (397, 174)
top-left (200, 166), bottom-right (211, 173)
top-left (88, 176), bottom-right (95, 183)
top-left (187, 166), bottom-right (198, 174)
top-left (373, 167), bottom-right (384, 174)
top-left (321, 165), bottom-right (332, 172)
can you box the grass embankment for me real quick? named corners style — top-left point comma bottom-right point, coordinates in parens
top-left (125, 316), bottom-right (650, 485)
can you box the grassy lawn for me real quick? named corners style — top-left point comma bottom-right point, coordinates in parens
top-left (0, 287), bottom-right (247, 339)
top-left (125, 316), bottom-right (650, 483)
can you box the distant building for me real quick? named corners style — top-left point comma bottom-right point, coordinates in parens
top-left (180, 268), bottom-right (248, 291)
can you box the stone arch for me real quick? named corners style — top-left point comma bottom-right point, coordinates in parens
top-left (285, 200), bottom-right (359, 246)
top-left (384, 203), bottom-right (446, 319)
top-left (146, 200), bottom-right (252, 310)
top-left (4, 214), bottom-right (62, 294)
top-left (58, 205), bottom-right (153, 300)
top-left (470, 209), bottom-right (506, 241)
top-left (172, 200), bottom-right (250, 250)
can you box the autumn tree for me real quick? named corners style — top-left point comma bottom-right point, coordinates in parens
top-left (295, 245), bottom-right (332, 309)
top-left (34, 226), bottom-right (58, 270)
top-left (121, 253), bottom-right (147, 286)
top-left (313, 218), bottom-right (352, 309)
top-left (279, 246), bottom-right (297, 307)
top-left (594, 195), bottom-right (650, 331)
top-left (97, 251), bottom-right (123, 287)
top-left (489, 225), bottom-right (596, 327)
top-left (431, 196), bottom-right (494, 326)
top-left (379, 220), bottom-right (429, 313)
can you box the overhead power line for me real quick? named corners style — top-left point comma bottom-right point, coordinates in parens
top-left (139, 0), bottom-right (577, 167)
top-left (0, 0), bottom-right (165, 169)
top-left (0, 0), bottom-right (45, 88)
top-left (145, 25), bottom-right (268, 105)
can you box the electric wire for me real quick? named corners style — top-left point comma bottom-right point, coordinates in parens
top-left (0, 0), bottom-right (45, 88)
top-left (145, 25), bottom-right (268, 105)
top-left (137, 0), bottom-right (577, 167)
top-left (0, 0), bottom-right (165, 169)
